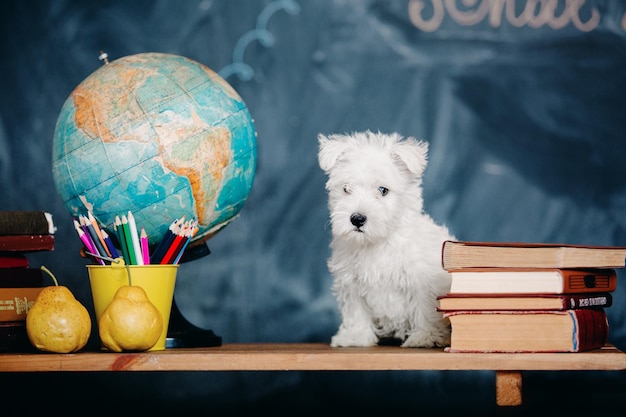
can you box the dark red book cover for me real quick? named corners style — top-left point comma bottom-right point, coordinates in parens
top-left (577, 309), bottom-right (609, 351)
top-left (0, 253), bottom-right (28, 268)
top-left (0, 235), bottom-right (55, 252)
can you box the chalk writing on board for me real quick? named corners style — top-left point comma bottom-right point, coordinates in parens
top-left (408, 0), bottom-right (604, 32)
top-left (219, 0), bottom-right (300, 81)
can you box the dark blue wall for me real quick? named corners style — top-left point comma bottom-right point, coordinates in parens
top-left (2, 1), bottom-right (626, 414)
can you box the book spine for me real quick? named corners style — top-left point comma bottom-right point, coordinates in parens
top-left (0, 235), bottom-right (55, 252)
top-left (567, 294), bottom-right (612, 309)
top-left (436, 293), bottom-right (613, 311)
top-left (574, 309), bottom-right (608, 352)
top-left (0, 287), bottom-right (43, 321)
top-left (0, 253), bottom-right (28, 268)
top-left (0, 211), bottom-right (55, 235)
top-left (564, 270), bottom-right (617, 293)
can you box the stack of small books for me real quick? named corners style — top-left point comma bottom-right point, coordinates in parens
top-left (438, 240), bottom-right (626, 353)
top-left (0, 210), bottom-right (56, 351)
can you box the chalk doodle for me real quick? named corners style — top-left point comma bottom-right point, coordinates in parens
top-left (219, 0), bottom-right (300, 81)
top-left (407, 0), bottom-right (615, 33)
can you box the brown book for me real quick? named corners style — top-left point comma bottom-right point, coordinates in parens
top-left (441, 240), bottom-right (626, 270)
top-left (447, 268), bottom-right (617, 294)
top-left (0, 268), bottom-right (44, 288)
top-left (444, 308), bottom-right (608, 352)
top-left (0, 253), bottom-right (28, 268)
top-left (0, 287), bottom-right (43, 322)
top-left (437, 292), bottom-right (613, 311)
top-left (0, 235), bottom-right (55, 252)
top-left (0, 211), bottom-right (56, 235)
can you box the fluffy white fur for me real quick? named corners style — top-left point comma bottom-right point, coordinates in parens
top-left (318, 131), bottom-right (454, 348)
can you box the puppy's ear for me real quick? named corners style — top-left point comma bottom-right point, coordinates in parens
top-left (393, 137), bottom-right (429, 176)
top-left (318, 134), bottom-right (347, 173)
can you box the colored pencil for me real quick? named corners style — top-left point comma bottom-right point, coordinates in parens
top-left (73, 218), bottom-right (104, 265)
top-left (114, 216), bottom-right (131, 265)
top-left (88, 211), bottom-right (111, 257)
top-left (160, 221), bottom-right (188, 264)
top-left (121, 215), bottom-right (137, 265)
top-left (77, 215), bottom-right (96, 253)
top-left (127, 211), bottom-right (143, 265)
top-left (173, 220), bottom-right (198, 264)
top-left (101, 229), bottom-right (120, 260)
top-left (80, 215), bottom-right (108, 261)
top-left (151, 217), bottom-right (182, 264)
top-left (140, 227), bottom-right (150, 265)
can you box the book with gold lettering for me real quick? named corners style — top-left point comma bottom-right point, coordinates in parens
top-left (0, 287), bottom-right (43, 322)
top-left (437, 292), bottom-right (612, 311)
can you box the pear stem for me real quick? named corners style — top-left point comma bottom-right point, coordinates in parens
top-left (125, 265), bottom-right (133, 286)
top-left (40, 265), bottom-right (59, 286)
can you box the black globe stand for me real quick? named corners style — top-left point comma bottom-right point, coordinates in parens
top-left (165, 301), bottom-right (222, 348)
top-left (165, 242), bottom-right (222, 348)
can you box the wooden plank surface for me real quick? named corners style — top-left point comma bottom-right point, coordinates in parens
top-left (1, 343), bottom-right (625, 372)
top-left (495, 371), bottom-right (522, 406)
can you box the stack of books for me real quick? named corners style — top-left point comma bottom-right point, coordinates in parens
top-left (438, 240), bottom-right (626, 353)
top-left (0, 210), bottom-right (56, 351)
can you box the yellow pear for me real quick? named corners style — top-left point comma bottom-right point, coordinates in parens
top-left (98, 285), bottom-right (162, 352)
top-left (26, 271), bottom-right (91, 353)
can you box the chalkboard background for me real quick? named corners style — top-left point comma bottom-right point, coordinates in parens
top-left (2, 0), bottom-right (626, 414)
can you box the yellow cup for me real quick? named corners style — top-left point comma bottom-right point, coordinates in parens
top-left (87, 262), bottom-right (178, 351)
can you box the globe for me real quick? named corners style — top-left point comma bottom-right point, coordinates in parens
top-left (51, 52), bottom-right (257, 250)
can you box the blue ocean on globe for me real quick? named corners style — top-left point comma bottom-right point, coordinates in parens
top-left (51, 52), bottom-right (257, 247)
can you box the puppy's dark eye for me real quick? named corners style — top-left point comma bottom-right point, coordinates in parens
top-left (343, 185), bottom-right (351, 194)
top-left (378, 186), bottom-right (389, 196)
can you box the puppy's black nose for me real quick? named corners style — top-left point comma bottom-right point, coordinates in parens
top-left (350, 213), bottom-right (367, 228)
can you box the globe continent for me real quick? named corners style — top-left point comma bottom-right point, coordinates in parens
top-left (52, 52), bottom-right (257, 247)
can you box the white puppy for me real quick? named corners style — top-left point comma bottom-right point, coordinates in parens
top-left (318, 131), bottom-right (454, 348)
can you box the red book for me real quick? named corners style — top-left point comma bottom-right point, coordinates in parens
top-left (0, 253), bottom-right (28, 268)
top-left (444, 308), bottom-right (608, 353)
top-left (0, 235), bottom-right (55, 252)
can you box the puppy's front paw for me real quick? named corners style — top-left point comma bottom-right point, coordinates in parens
top-left (401, 330), bottom-right (450, 348)
top-left (330, 328), bottom-right (378, 347)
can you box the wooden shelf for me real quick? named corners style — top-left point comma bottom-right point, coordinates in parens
top-left (1, 343), bottom-right (625, 407)
top-left (1, 343), bottom-right (624, 372)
